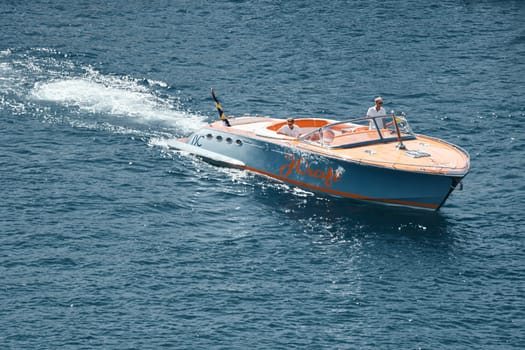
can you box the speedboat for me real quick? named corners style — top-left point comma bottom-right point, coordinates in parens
top-left (167, 91), bottom-right (470, 210)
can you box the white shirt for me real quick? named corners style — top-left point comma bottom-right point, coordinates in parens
top-left (278, 124), bottom-right (302, 137)
top-left (366, 106), bottom-right (387, 128)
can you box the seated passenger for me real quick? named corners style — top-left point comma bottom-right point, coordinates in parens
top-left (277, 118), bottom-right (302, 137)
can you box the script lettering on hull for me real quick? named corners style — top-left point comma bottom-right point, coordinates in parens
top-left (279, 154), bottom-right (342, 187)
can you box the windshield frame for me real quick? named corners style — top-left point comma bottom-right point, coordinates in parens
top-left (298, 115), bottom-right (416, 149)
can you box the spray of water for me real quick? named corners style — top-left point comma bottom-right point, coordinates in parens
top-left (1, 48), bottom-right (207, 135)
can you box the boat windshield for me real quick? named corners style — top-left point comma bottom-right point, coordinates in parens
top-left (299, 115), bottom-right (415, 149)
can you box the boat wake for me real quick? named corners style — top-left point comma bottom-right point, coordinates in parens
top-left (0, 48), bottom-right (206, 137)
top-left (31, 78), bottom-right (202, 131)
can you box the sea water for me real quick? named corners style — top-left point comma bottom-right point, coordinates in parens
top-left (1, 1), bottom-right (524, 348)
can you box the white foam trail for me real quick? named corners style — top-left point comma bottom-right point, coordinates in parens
top-left (2, 50), bottom-right (207, 133)
top-left (0, 49), bottom-right (12, 57)
top-left (149, 137), bottom-right (179, 149)
top-left (30, 77), bottom-right (206, 132)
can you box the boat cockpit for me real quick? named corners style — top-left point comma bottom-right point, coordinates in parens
top-left (297, 115), bottom-right (416, 149)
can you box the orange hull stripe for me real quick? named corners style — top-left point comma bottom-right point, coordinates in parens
top-left (243, 165), bottom-right (440, 210)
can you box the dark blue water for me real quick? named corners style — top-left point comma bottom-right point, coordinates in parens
top-left (1, 1), bottom-right (524, 348)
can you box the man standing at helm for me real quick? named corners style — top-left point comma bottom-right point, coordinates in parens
top-left (366, 96), bottom-right (387, 129)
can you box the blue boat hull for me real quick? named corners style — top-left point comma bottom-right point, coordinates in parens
top-left (180, 128), bottom-right (463, 210)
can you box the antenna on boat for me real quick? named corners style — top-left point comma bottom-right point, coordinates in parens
top-left (391, 110), bottom-right (406, 150)
top-left (211, 88), bottom-right (231, 127)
